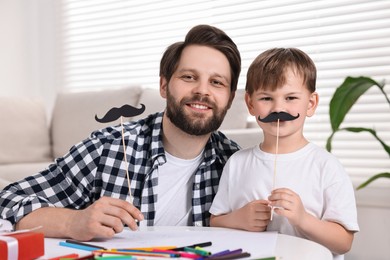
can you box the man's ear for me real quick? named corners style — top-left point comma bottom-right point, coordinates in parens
top-left (160, 76), bottom-right (168, 99)
top-left (307, 92), bottom-right (319, 117)
top-left (245, 92), bottom-right (256, 116)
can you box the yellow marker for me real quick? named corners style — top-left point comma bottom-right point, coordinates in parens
top-left (184, 247), bottom-right (210, 256)
top-left (194, 246), bottom-right (211, 255)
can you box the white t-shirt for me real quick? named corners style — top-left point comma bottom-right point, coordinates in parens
top-left (209, 143), bottom-right (359, 260)
top-left (154, 150), bottom-right (203, 226)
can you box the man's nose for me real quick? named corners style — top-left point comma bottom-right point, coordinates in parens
top-left (193, 79), bottom-right (211, 95)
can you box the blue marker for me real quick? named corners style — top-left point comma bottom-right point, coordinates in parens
top-left (59, 241), bottom-right (102, 251)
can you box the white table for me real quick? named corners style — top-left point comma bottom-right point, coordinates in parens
top-left (42, 226), bottom-right (332, 260)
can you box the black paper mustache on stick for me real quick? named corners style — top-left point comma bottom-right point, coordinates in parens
top-left (258, 112), bottom-right (300, 123)
top-left (95, 104), bottom-right (146, 123)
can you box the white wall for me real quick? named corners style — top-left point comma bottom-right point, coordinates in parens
top-left (345, 181), bottom-right (390, 260)
top-left (0, 1), bottom-right (389, 259)
top-left (0, 0), bottom-right (60, 115)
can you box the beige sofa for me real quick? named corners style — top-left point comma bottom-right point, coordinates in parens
top-left (0, 86), bottom-right (262, 189)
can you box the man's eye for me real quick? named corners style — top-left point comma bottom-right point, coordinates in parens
top-left (211, 80), bottom-right (224, 86)
top-left (181, 75), bottom-right (195, 81)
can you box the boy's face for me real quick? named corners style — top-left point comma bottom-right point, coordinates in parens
top-left (245, 67), bottom-right (318, 140)
top-left (160, 45), bottom-right (234, 136)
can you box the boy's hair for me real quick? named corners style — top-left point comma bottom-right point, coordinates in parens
top-left (160, 24), bottom-right (241, 92)
top-left (245, 48), bottom-right (316, 95)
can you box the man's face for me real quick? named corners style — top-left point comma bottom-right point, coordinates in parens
top-left (161, 45), bottom-right (233, 136)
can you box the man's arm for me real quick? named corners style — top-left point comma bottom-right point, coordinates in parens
top-left (16, 197), bottom-right (144, 241)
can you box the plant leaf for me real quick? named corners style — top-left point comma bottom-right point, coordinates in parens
top-left (343, 127), bottom-right (390, 157)
top-left (325, 132), bottom-right (335, 152)
top-left (356, 172), bottom-right (390, 190)
top-left (329, 77), bottom-right (380, 131)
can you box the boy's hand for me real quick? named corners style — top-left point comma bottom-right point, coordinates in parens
top-left (233, 199), bottom-right (271, 232)
top-left (268, 188), bottom-right (306, 227)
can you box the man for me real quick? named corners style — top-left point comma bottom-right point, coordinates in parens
top-left (0, 24), bottom-right (241, 241)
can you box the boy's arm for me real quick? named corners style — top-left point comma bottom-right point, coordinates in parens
top-left (210, 200), bottom-right (271, 232)
top-left (269, 188), bottom-right (353, 254)
top-left (294, 212), bottom-right (354, 254)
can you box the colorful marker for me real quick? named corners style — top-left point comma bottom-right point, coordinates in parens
top-left (48, 253), bottom-right (79, 260)
top-left (59, 241), bottom-right (101, 252)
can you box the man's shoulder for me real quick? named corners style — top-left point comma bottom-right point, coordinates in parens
top-left (210, 131), bottom-right (241, 155)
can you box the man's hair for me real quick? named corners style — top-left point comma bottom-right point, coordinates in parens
top-left (245, 48), bottom-right (317, 95)
top-left (160, 24), bottom-right (241, 92)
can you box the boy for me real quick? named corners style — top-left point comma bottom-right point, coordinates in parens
top-left (209, 48), bottom-right (359, 258)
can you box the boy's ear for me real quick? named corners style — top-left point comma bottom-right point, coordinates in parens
top-left (245, 92), bottom-right (257, 116)
top-left (307, 92), bottom-right (319, 117)
top-left (160, 76), bottom-right (168, 99)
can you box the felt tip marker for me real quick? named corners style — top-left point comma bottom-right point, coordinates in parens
top-left (172, 241), bottom-right (212, 251)
top-left (184, 247), bottom-right (211, 256)
top-left (59, 241), bottom-right (101, 252)
top-left (65, 239), bottom-right (107, 250)
top-left (48, 253), bottom-right (79, 260)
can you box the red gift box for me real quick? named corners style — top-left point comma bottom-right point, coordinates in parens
top-left (0, 231), bottom-right (44, 260)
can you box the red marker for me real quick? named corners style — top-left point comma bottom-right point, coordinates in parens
top-left (48, 253), bottom-right (79, 260)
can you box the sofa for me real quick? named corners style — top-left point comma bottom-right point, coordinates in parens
top-left (0, 86), bottom-right (263, 189)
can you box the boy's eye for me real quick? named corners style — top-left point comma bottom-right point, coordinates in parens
top-left (286, 96), bottom-right (298, 100)
top-left (259, 97), bottom-right (272, 101)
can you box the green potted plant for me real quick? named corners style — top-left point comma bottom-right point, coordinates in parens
top-left (326, 76), bottom-right (390, 189)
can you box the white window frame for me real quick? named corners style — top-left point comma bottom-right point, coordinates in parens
top-left (57, 0), bottom-right (390, 187)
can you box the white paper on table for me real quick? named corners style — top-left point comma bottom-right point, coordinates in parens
top-left (87, 227), bottom-right (278, 259)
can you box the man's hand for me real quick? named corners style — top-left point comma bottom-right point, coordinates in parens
top-left (16, 196), bottom-right (144, 241)
top-left (66, 196), bottom-right (144, 241)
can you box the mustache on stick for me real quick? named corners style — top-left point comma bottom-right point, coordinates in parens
top-left (95, 104), bottom-right (146, 123)
top-left (257, 112), bottom-right (300, 123)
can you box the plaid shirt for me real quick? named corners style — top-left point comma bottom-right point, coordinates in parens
top-left (0, 112), bottom-right (240, 227)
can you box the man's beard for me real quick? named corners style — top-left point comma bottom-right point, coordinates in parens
top-left (165, 88), bottom-right (229, 136)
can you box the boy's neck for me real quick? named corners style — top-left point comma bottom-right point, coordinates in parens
top-left (260, 135), bottom-right (309, 154)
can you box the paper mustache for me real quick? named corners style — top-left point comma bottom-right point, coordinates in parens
top-left (95, 104), bottom-right (146, 123)
top-left (257, 112), bottom-right (300, 123)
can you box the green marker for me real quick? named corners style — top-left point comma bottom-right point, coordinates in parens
top-left (184, 246), bottom-right (211, 256)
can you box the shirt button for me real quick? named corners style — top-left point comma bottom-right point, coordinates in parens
top-left (194, 183), bottom-right (200, 189)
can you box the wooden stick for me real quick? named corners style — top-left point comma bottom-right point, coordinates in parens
top-left (120, 116), bottom-right (133, 204)
top-left (270, 119), bottom-right (280, 221)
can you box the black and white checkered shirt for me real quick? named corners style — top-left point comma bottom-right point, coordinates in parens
top-left (0, 112), bottom-right (240, 227)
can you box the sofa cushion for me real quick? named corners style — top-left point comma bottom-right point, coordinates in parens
top-left (0, 162), bottom-right (52, 189)
top-left (51, 86), bottom-right (142, 158)
top-left (131, 88), bottom-right (166, 121)
top-left (0, 97), bottom-right (52, 164)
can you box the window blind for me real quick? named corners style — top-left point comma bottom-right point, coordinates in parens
top-left (59, 0), bottom-right (390, 185)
